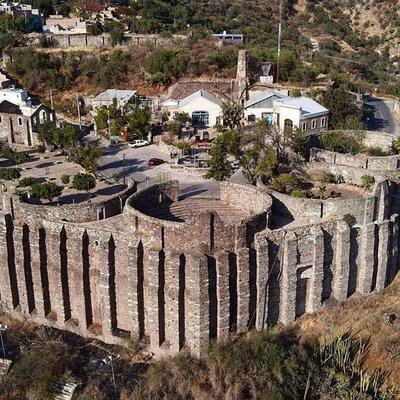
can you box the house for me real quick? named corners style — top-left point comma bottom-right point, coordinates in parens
top-left (162, 90), bottom-right (224, 128)
top-left (213, 31), bottom-right (244, 44)
top-left (92, 89), bottom-right (138, 111)
top-left (244, 90), bottom-right (329, 134)
top-left (43, 15), bottom-right (87, 34)
top-left (0, 2), bottom-right (43, 28)
top-left (0, 88), bottom-right (54, 147)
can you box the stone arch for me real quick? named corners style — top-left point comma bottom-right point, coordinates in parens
top-left (284, 118), bottom-right (294, 135)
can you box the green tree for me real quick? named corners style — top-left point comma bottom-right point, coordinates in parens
top-left (0, 168), bottom-right (20, 180)
top-left (105, 21), bottom-right (125, 46)
top-left (37, 121), bottom-right (57, 148)
top-left (78, 145), bottom-right (102, 175)
top-left (72, 173), bottom-right (96, 191)
top-left (126, 108), bottom-right (151, 140)
top-left (31, 182), bottom-right (63, 202)
top-left (221, 103), bottom-right (243, 130)
top-left (205, 134), bottom-right (233, 181)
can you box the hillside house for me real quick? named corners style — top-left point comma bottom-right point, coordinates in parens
top-left (92, 89), bottom-right (138, 111)
top-left (0, 88), bottom-right (54, 147)
top-left (162, 90), bottom-right (224, 128)
top-left (245, 90), bottom-right (329, 134)
top-left (43, 15), bottom-right (87, 34)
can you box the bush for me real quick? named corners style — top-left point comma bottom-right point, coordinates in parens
top-left (269, 173), bottom-right (303, 194)
top-left (291, 189), bottom-right (306, 197)
top-left (312, 171), bottom-right (334, 184)
top-left (343, 213), bottom-right (356, 227)
top-left (321, 131), bottom-right (364, 154)
top-left (2, 146), bottom-right (16, 160)
top-left (361, 174), bottom-right (375, 190)
top-left (14, 152), bottom-right (29, 165)
top-left (18, 176), bottom-right (38, 187)
top-left (0, 168), bottom-right (20, 180)
top-left (31, 182), bottom-right (63, 202)
top-left (60, 174), bottom-right (70, 185)
top-left (72, 173), bottom-right (96, 191)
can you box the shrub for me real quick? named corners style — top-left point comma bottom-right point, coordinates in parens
top-left (0, 168), bottom-right (20, 180)
top-left (72, 173), bottom-right (96, 191)
top-left (365, 146), bottom-right (388, 156)
top-left (269, 173), bottom-right (302, 194)
top-left (60, 174), bottom-right (70, 185)
top-left (361, 174), bottom-right (375, 190)
top-left (291, 189), bottom-right (306, 197)
top-left (321, 131), bottom-right (364, 154)
top-left (31, 182), bottom-right (63, 202)
top-left (2, 146), bottom-right (16, 160)
top-left (343, 213), bottom-right (356, 227)
top-left (18, 176), bottom-right (38, 187)
top-left (312, 170), bottom-right (334, 184)
top-left (14, 152), bottom-right (29, 165)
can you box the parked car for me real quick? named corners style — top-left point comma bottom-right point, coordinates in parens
top-left (148, 158), bottom-right (165, 166)
top-left (128, 139), bottom-right (148, 148)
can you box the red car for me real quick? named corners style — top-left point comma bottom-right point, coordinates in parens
top-left (148, 158), bottom-right (165, 166)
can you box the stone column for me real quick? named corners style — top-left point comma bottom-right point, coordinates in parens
top-left (186, 254), bottom-right (209, 357)
top-left (46, 228), bottom-right (65, 324)
top-left (389, 214), bottom-right (399, 284)
top-left (97, 234), bottom-right (113, 340)
top-left (164, 251), bottom-right (180, 353)
top-left (236, 248), bottom-right (250, 331)
top-left (216, 251), bottom-right (230, 339)
top-left (13, 224), bottom-right (29, 316)
top-left (255, 237), bottom-right (269, 330)
top-left (29, 226), bottom-right (45, 320)
top-left (333, 221), bottom-right (351, 301)
top-left (280, 232), bottom-right (297, 325)
top-left (357, 223), bottom-right (376, 295)
top-left (0, 214), bottom-right (15, 311)
top-left (376, 220), bottom-right (390, 292)
top-left (145, 249), bottom-right (161, 354)
top-left (127, 241), bottom-right (139, 337)
top-left (66, 229), bottom-right (87, 332)
top-left (306, 226), bottom-right (324, 313)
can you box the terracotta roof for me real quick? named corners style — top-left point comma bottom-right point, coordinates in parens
top-left (0, 100), bottom-right (22, 115)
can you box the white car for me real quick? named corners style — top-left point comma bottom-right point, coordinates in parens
top-left (128, 139), bottom-right (148, 148)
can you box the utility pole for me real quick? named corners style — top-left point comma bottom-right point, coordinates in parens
top-left (276, 0), bottom-right (283, 84)
top-left (49, 89), bottom-right (54, 111)
top-left (76, 93), bottom-right (82, 131)
top-left (122, 153), bottom-right (126, 186)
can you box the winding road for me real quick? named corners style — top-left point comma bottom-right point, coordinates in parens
top-left (365, 96), bottom-right (399, 135)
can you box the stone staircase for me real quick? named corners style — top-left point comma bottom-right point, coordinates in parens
top-left (146, 198), bottom-right (247, 222)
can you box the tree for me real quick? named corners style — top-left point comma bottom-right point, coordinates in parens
top-left (0, 168), bottom-right (20, 180)
top-left (205, 134), bottom-right (233, 181)
top-left (126, 108), bottom-right (151, 140)
top-left (105, 21), bottom-right (125, 46)
top-left (60, 174), bottom-right (70, 185)
top-left (174, 112), bottom-right (191, 125)
top-left (31, 182), bottom-right (63, 202)
top-left (321, 131), bottom-right (364, 154)
top-left (78, 145), bottom-right (102, 175)
top-left (37, 121), bottom-right (57, 148)
top-left (222, 103), bottom-right (243, 129)
top-left (53, 123), bottom-right (80, 150)
top-left (72, 173), bottom-right (96, 191)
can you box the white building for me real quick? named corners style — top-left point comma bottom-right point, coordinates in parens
top-left (162, 90), bottom-right (223, 128)
top-left (92, 89), bottom-right (138, 110)
top-left (213, 31), bottom-right (244, 44)
top-left (43, 15), bottom-right (87, 34)
top-left (244, 90), bottom-right (329, 134)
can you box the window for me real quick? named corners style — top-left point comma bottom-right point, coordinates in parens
top-left (18, 117), bottom-right (22, 126)
top-left (321, 117), bottom-right (326, 127)
top-left (261, 112), bottom-right (274, 125)
top-left (283, 119), bottom-right (293, 134)
top-left (192, 111), bottom-right (209, 127)
top-left (311, 119), bottom-right (317, 129)
top-left (247, 114), bottom-right (256, 122)
top-left (301, 121), bottom-right (307, 131)
top-left (0, 116), bottom-right (2, 123)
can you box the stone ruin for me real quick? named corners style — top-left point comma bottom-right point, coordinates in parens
top-left (0, 153), bottom-right (399, 357)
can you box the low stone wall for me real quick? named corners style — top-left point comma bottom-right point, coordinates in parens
top-left (266, 180), bottom-right (389, 225)
top-left (8, 184), bottom-right (137, 223)
top-left (41, 33), bottom-right (188, 48)
top-left (310, 148), bottom-right (400, 171)
top-left (169, 164), bottom-right (209, 176)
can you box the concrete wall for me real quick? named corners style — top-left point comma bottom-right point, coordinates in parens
top-left (0, 179), bottom-right (398, 359)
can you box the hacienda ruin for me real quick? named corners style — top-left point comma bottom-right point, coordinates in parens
top-left (0, 144), bottom-right (399, 358)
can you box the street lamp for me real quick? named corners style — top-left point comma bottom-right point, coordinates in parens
top-left (0, 324), bottom-right (7, 359)
top-left (102, 354), bottom-right (120, 399)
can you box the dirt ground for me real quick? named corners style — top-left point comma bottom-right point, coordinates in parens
top-left (295, 275), bottom-right (400, 388)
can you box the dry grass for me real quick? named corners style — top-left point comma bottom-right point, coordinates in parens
top-left (296, 274), bottom-right (400, 388)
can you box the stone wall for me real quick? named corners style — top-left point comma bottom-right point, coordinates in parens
top-left (44, 33), bottom-right (188, 48)
top-left (310, 148), bottom-right (400, 171)
top-left (0, 178), bottom-right (398, 359)
top-left (394, 98), bottom-right (400, 125)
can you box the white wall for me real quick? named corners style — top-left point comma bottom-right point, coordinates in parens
top-left (244, 106), bottom-right (274, 120)
top-left (276, 105), bottom-right (301, 131)
top-left (179, 96), bottom-right (222, 127)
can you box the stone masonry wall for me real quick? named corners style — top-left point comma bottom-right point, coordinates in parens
top-left (0, 179), bottom-right (398, 358)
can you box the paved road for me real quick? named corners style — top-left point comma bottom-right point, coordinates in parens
top-left (98, 144), bottom-right (220, 198)
top-left (365, 97), bottom-right (399, 135)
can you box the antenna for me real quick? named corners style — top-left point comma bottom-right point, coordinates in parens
top-left (276, 0), bottom-right (283, 84)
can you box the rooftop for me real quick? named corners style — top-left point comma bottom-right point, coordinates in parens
top-left (93, 89), bottom-right (137, 103)
top-left (278, 96), bottom-right (329, 117)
